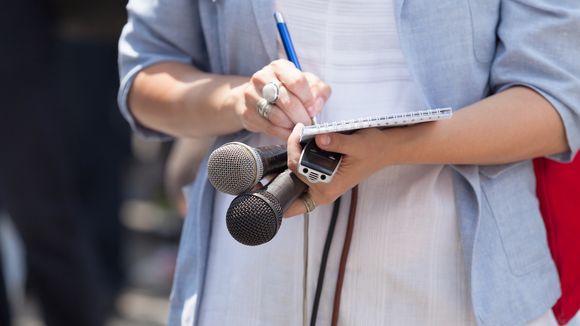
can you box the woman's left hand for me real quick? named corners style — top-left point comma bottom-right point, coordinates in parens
top-left (285, 124), bottom-right (392, 217)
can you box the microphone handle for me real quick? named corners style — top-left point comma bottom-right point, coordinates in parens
top-left (256, 144), bottom-right (289, 175)
top-left (266, 169), bottom-right (308, 212)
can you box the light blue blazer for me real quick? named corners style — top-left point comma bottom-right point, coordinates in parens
top-left (118, 0), bottom-right (580, 325)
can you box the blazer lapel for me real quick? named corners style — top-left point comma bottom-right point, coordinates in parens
top-left (395, 0), bottom-right (406, 19)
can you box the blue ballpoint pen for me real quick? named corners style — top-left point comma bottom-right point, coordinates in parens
top-left (274, 12), bottom-right (302, 70)
top-left (274, 11), bottom-right (318, 124)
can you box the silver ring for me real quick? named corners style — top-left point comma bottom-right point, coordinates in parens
top-left (300, 192), bottom-right (317, 213)
top-left (262, 81), bottom-right (281, 104)
top-left (256, 98), bottom-right (273, 120)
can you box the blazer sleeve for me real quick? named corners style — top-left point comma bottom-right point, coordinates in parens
top-left (117, 0), bottom-right (210, 139)
top-left (489, 0), bottom-right (580, 162)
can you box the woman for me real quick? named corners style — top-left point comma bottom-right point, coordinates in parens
top-left (118, 0), bottom-right (580, 325)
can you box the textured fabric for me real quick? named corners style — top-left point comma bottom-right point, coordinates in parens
top-left (117, 0), bottom-right (580, 325)
top-left (200, 1), bottom-right (474, 325)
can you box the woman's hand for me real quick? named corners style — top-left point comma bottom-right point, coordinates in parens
top-left (284, 124), bottom-right (392, 217)
top-left (227, 59), bottom-right (331, 140)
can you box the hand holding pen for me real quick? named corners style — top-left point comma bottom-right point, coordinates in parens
top-left (274, 11), bottom-right (320, 125)
top-left (233, 12), bottom-right (330, 140)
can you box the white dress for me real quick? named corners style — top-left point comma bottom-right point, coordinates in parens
top-left (198, 1), bottom-right (556, 325)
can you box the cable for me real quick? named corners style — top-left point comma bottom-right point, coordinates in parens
top-left (309, 197), bottom-right (342, 326)
top-left (303, 212), bottom-right (309, 326)
top-left (331, 186), bottom-right (358, 326)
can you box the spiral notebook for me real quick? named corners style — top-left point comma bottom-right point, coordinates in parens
top-left (300, 107), bottom-right (453, 141)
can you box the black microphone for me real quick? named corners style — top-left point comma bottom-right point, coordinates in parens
top-left (207, 142), bottom-right (288, 195)
top-left (226, 169), bottom-right (307, 246)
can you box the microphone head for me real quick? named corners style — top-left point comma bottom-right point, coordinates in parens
top-left (226, 191), bottom-right (283, 246)
top-left (207, 142), bottom-right (263, 195)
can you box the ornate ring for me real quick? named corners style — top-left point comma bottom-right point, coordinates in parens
top-left (300, 192), bottom-right (317, 213)
top-left (256, 98), bottom-right (273, 120)
top-left (262, 81), bottom-right (281, 104)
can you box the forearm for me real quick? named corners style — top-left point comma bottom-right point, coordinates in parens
top-left (128, 62), bottom-right (248, 138)
top-left (285, 86), bottom-right (570, 213)
top-left (386, 86), bottom-right (569, 166)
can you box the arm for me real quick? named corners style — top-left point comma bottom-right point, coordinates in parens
top-left (118, 0), bottom-right (210, 139)
top-left (128, 60), bottom-right (330, 139)
top-left (373, 86), bottom-right (568, 166)
top-left (284, 0), bottom-right (580, 216)
top-left (119, 0), bottom-right (316, 139)
top-left (285, 86), bottom-right (569, 216)
top-left (128, 62), bottom-right (247, 138)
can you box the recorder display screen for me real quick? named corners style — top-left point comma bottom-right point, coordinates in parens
top-left (302, 143), bottom-right (340, 175)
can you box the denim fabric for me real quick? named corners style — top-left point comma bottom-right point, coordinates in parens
top-left (118, 1), bottom-right (580, 325)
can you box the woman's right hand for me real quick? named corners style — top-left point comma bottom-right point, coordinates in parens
top-left (228, 59), bottom-right (331, 140)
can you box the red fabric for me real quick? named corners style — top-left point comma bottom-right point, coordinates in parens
top-left (534, 156), bottom-right (580, 325)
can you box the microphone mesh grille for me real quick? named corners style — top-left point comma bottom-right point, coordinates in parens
top-left (207, 143), bottom-right (257, 195)
top-left (226, 191), bottom-right (283, 246)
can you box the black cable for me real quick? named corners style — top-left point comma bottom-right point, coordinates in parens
top-left (310, 197), bottom-right (341, 326)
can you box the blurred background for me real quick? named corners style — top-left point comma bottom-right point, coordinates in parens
top-left (0, 1), bottom-right (206, 325)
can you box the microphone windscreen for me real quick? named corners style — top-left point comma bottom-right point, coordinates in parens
top-left (225, 169), bottom-right (306, 246)
top-left (207, 142), bottom-right (260, 195)
top-left (226, 191), bottom-right (282, 246)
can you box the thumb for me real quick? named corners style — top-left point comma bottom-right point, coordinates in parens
top-left (315, 132), bottom-right (355, 155)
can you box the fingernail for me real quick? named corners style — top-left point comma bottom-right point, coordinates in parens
top-left (306, 106), bottom-right (315, 117)
top-left (315, 97), bottom-right (324, 113)
top-left (319, 135), bottom-right (330, 146)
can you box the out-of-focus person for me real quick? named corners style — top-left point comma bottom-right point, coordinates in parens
top-left (0, 0), bottom-right (129, 325)
top-left (53, 0), bottom-right (131, 299)
top-left (0, 0), bottom-right (109, 324)
top-left (165, 138), bottom-right (215, 217)
top-left (0, 208), bottom-right (10, 325)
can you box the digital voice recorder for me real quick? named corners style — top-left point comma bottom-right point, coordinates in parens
top-left (297, 140), bottom-right (342, 183)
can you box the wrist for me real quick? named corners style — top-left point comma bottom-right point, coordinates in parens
top-left (178, 75), bottom-right (248, 136)
top-left (380, 119), bottom-right (449, 167)
top-left (379, 124), bottom-right (426, 166)
top-left (218, 82), bottom-right (247, 132)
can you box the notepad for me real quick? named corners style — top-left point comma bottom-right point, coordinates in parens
top-left (300, 107), bottom-right (453, 141)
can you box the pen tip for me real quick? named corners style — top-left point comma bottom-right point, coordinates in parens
top-left (274, 12), bottom-right (285, 23)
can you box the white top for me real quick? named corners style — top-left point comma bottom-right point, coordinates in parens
top-left (199, 1), bottom-right (475, 325)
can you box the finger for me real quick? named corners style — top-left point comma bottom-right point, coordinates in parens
top-left (270, 59), bottom-right (315, 109)
top-left (287, 123), bottom-right (305, 172)
top-left (249, 69), bottom-right (298, 128)
top-left (315, 128), bottom-right (386, 156)
top-left (250, 181), bottom-right (264, 192)
top-left (244, 87), bottom-right (294, 129)
top-left (268, 105), bottom-right (296, 130)
top-left (276, 86), bottom-right (313, 125)
top-left (249, 66), bottom-right (273, 90)
top-left (311, 96), bottom-right (326, 117)
top-left (240, 100), bottom-right (291, 140)
top-left (310, 88), bottom-right (331, 117)
top-left (315, 132), bottom-right (357, 155)
top-left (260, 173), bottom-right (278, 188)
top-left (304, 72), bottom-right (332, 116)
top-left (304, 73), bottom-right (332, 100)
top-left (284, 197), bottom-right (307, 218)
top-left (267, 125), bottom-right (292, 140)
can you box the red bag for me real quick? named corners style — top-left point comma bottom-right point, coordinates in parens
top-left (534, 156), bottom-right (580, 325)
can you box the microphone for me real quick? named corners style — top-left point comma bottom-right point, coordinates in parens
top-left (226, 169), bottom-right (307, 246)
top-left (207, 142), bottom-right (288, 195)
